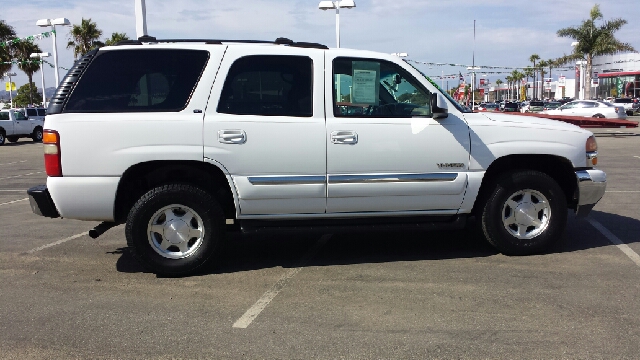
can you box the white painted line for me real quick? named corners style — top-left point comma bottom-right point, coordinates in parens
top-left (634, 156), bottom-right (640, 159)
top-left (0, 160), bottom-right (27, 166)
top-left (26, 231), bottom-right (90, 254)
top-left (0, 198), bottom-right (28, 206)
top-left (606, 191), bottom-right (640, 193)
top-left (0, 171), bottom-right (44, 180)
top-left (588, 218), bottom-right (640, 268)
top-left (232, 234), bottom-right (332, 329)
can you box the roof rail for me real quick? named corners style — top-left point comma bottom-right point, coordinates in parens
top-left (114, 37), bottom-right (328, 50)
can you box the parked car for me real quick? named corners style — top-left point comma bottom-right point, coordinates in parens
top-left (477, 103), bottom-right (499, 111)
top-left (521, 101), bottom-right (544, 113)
top-left (543, 102), bottom-right (561, 111)
top-left (542, 100), bottom-right (627, 119)
top-left (610, 98), bottom-right (635, 116)
top-left (0, 109), bottom-right (45, 144)
top-left (27, 37), bottom-right (606, 275)
top-left (16, 107), bottom-right (47, 121)
top-left (502, 102), bottom-right (519, 112)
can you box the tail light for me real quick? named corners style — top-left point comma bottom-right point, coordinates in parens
top-left (43, 130), bottom-right (62, 177)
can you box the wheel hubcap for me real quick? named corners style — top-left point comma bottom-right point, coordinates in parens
top-left (147, 204), bottom-right (205, 259)
top-left (501, 189), bottom-right (551, 240)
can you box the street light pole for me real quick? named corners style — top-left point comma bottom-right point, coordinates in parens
top-left (30, 52), bottom-right (51, 107)
top-left (318, 0), bottom-right (356, 48)
top-left (36, 18), bottom-right (70, 87)
top-left (3, 72), bottom-right (16, 107)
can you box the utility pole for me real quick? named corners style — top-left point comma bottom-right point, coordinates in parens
top-left (135, 0), bottom-right (148, 38)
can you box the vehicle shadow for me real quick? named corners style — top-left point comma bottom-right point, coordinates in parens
top-left (113, 210), bottom-right (639, 277)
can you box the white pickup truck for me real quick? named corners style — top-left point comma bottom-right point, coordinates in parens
top-left (27, 37), bottom-right (607, 275)
top-left (0, 109), bottom-right (44, 145)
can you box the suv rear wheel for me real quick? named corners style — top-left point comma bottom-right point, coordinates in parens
top-left (480, 170), bottom-right (567, 255)
top-left (125, 184), bottom-right (224, 276)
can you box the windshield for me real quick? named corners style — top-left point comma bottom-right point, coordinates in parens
top-left (403, 60), bottom-right (472, 113)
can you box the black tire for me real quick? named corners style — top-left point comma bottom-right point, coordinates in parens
top-left (125, 184), bottom-right (224, 276)
top-left (7, 136), bottom-right (18, 143)
top-left (0, 131), bottom-right (5, 145)
top-left (592, 114), bottom-right (605, 118)
top-left (32, 127), bottom-right (43, 142)
top-left (480, 170), bottom-right (567, 255)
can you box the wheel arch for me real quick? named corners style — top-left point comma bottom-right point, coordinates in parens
top-left (113, 160), bottom-right (237, 223)
top-left (471, 154), bottom-right (577, 216)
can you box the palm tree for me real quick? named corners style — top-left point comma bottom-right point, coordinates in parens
top-left (537, 60), bottom-right (548, 100)
top-left (67, 18), bottom-right (104, 59)
top-left (523, 67), bottom-right (534, 99)
top-left (104, 32), bottom-right (130, 46)
top-left (529, 54), bottom-right (540, 99)
top-left (557, 4), bottom-right (635, 99)
top-left (13, 40), bottom-right (42, 105)
top-left (0, 20), bottom-right (16, 79)
top-left (505, 75), bottom-right (514, 100)
top-left (495, 79), bottom-right (503, 101)
top-left (511, 70), bottom-right (524, 101)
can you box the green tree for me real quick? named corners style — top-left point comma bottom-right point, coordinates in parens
top-left (529, 54), bottom-right (540, 99)
top-left (0, 20), bottom-right (16, 78)
top-left (67, 18), bottom-right (104, 59)
top-left (13, 82), bottom-right (42, 107)
top-left (13, 40), bottom-right (42, 105)
top-left (511, 70), bottom-right (524, 100)
top-left (523, 67), bottom-right (534, 99)
top-left (557, 4), bottom-right (635, 99)
top-left (104, 32), bottom-right (130, 46)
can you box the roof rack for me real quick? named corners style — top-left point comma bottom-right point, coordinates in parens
top-left (115, 36), bottom-right (328, 50)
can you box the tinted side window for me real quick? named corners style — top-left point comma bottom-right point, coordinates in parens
top-left (65, 49), bottom-right (209, 112)
top-left (0, 112), bottom-right (9, 120)
top-left (26, 109), bottom-right (37, 116)
top-left (332, 58), bottom-right (432, 118)
top-left (217, 55), bottom-right (313, 117)
top-left (37, 109), bottom-right (46, 116)
top-left (14, 111), bottom-right (27, 120)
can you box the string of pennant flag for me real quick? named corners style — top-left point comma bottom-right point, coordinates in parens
top-left (0, 30), bottom-right (56, 48)
top-left (408, 58), bottom-right (640, 72)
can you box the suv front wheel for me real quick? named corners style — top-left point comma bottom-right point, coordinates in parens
top-left (480, 170), bottom-right (567, 255)
top-left (125, 184), bottom-right (224, 276)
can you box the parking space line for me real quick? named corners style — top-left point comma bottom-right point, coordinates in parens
top-left (0, 171), bottom-right (44, 181)
top-left (25, 231), bottom-right (90, 254)
top-left (0, 198), bottom-right (28, 206)
top-left (232, 234), bottom-right (332, 329)
top-left (0, 160), bottom-right (27, 166)
top-left (588, 218), bottom-right (640, 268)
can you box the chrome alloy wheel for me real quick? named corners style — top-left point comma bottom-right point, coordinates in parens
top-left (501, 189), bottom-right (551, 240)
top-left (147, 204), bottom-right (205, 259)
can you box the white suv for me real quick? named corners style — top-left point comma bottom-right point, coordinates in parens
top-left (28, 37), bottom-right (606, 275)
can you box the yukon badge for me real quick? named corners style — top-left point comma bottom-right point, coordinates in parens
top-left (437, 163), bottom-right (465, 169)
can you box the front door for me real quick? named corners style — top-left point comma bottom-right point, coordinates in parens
top-left (325, 54), bottom-right (471, 214)
top-left (13, 110), bottom-right (30, 134)
top-left (203, 48), bottom-right (326, 216)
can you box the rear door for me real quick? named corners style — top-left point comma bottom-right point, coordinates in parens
top-left (203, 47), bottom-right (326, 216)
top-left (13, 110), bottom-right (31, 134)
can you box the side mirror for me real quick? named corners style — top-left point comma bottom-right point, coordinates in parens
top-left (430, 93), bottom-right (449, 119)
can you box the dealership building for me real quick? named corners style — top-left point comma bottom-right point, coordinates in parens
top-left (592, 52), bottom-right (640, 99)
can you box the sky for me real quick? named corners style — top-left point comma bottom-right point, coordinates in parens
top-left (2, 0), bottom-right (640, 91)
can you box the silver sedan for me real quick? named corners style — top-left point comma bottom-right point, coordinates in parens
top-left (542, 100), bottom-right (627, 119)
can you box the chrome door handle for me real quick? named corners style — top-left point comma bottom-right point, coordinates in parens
top-left (331, 131), bottom-right (358, 144)
top-left (218, 130), bottom-right (247, 144)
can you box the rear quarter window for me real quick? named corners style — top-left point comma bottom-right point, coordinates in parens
top-left (0, 112), bottom-right (9, 120)
top-left (64, 49), bottom-right (209, 113)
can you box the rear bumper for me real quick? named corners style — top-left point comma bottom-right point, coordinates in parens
top-left (574, 169), bottom-right (606, 218)
top-left (27, 185), bottom-right (60, 218)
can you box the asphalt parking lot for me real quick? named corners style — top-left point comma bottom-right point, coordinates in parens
top-left (1, 126), bottom-right (639, 359)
